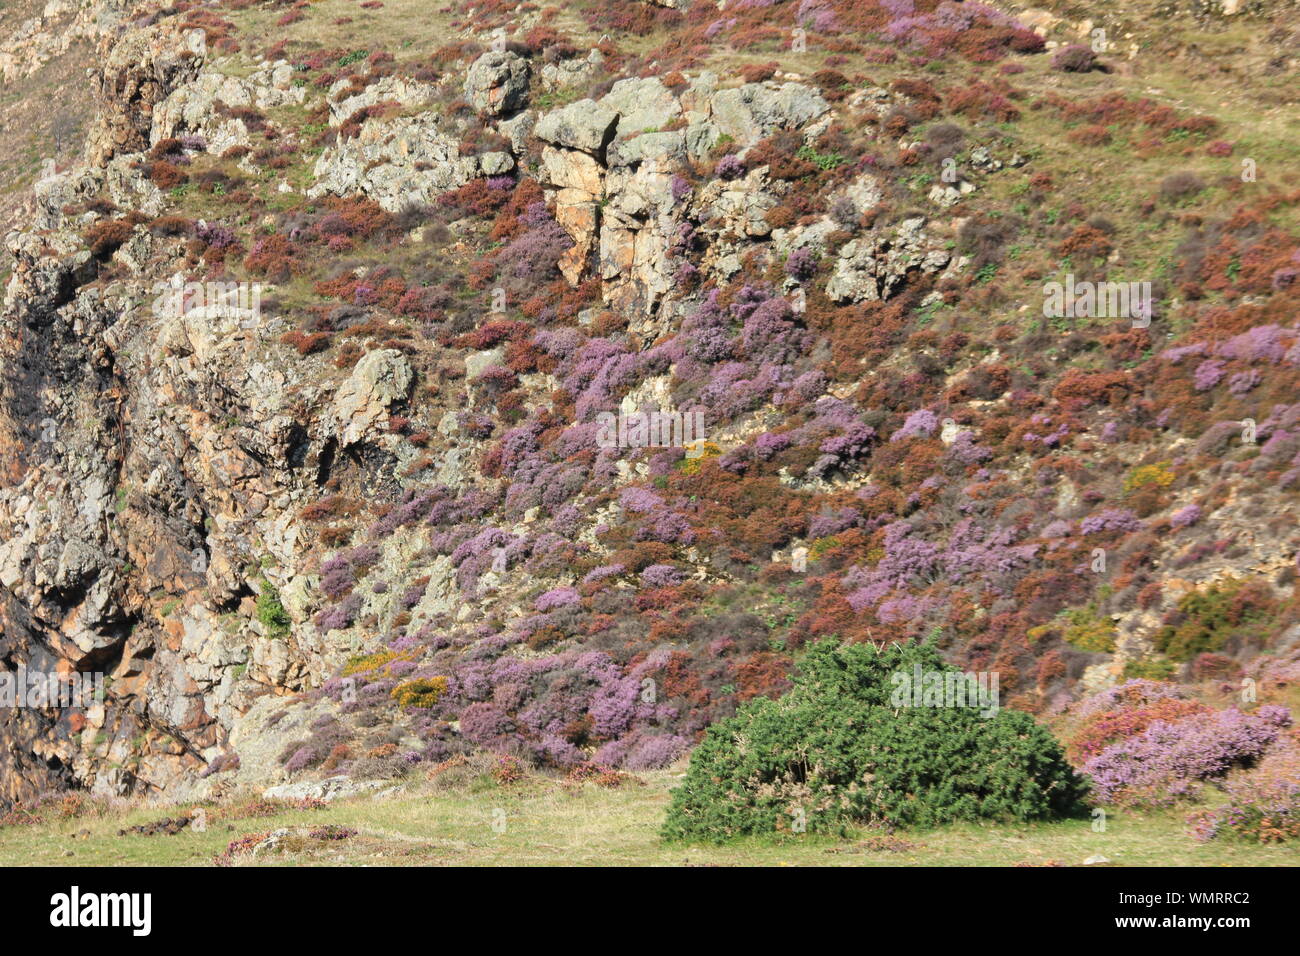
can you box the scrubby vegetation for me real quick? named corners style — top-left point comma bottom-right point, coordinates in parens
top-left (5, 0), bottom-right (1300, 861)
top-left (663, 640), bottom-right (1086, 840)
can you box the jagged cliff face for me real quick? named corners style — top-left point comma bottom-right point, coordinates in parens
top-left (1, 0), bottom-right (1297, 807)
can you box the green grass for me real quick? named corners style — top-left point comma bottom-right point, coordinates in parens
top-left (3, 769), bottom-right (1295, 867)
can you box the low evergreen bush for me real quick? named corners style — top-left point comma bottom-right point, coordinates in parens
top-left (662, 640), bottom-right (1085, 841)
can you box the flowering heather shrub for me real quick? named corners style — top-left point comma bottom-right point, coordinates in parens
top-left (891, 408), bottom-right (939, 442)
top-left (876, 594), bottom-right (933, 624)
top-left (843, 516), bottom-right (1035, 614)
top-left (314, 593), bottom-right (362, 633)
top-left (740, 297), bottom-right (807, 364)
top-left (1228, 369), bottom-right (1262, 395)
top-left (496, 208), bottom-right (573, 287)
top-left (715, 154), bottom-right (744, 179)
top-left (664, 641), bottom-right (1084, 840)
top-left (195, 222), bottom-right (238, 251)
top-left (1189, 777), bottom-right (1300, 844)
top-left (284, 746), bottom-right (320, 774)
top-left (459, 703), bottom-right (515, 745)
top-left (534, 586), bottom-right (580, 612)
top-left (1215, 325), bottom-right (1296, 365)
top-left (1084, 705), bottom-right (1291, 806)
top-left (1169, 504), bottom-right (1202, 529)
top-left (1193, 359), bottom-right (1226, 391)
top-left (622, 732), bottom-right (691, 770)
top-left (785, 247), bottom-right (818, 281)
top-left (619, 486), bottom-right (664, 514)
top-left (1078, 508), bottom-right (1142, 535)
top-left (1040, 519), bottom-right (1072, 539)
top-left (698, 362), bottom-right (781, 421)
top-left (200, 752), bottom-right (241, 778)
top-left (1067, 694), bottom-right (1212, 763)
top-left (947, 431), bottom-right (993, 464)
top-left (563, 338), bottom-right (640, 421)
top-left (807, 507), bottom-right (861, 539)
top-left (641, 564), bottom-right (684, 588)
top-left (753, 430), bottom-right (792, 461)
top-left (583, 564), bottom-right (625, 585)
top-left (318, 556), bottom-right (355, 599)
top-left (677, 292), bottom-right (736, 365)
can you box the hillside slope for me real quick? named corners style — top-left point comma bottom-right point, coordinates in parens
top-left (0, 0), bottom-right (1297, 816)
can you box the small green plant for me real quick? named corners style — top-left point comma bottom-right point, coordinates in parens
top-left (1122, 657), bottom-right (1176, 680)
top-left (255, 579), bottom-right (291, 639)
top-left (795, 144), bottom-right (845, 170)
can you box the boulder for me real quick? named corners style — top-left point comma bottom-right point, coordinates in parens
top-left (534, 99), bottom-right (619, 154)
top-left (333, 349), bottom-right (413, 445)
top-left (709, 82), bottom-right (831, 144)
top-left (263, 776), bottom-right (387, 802)
top-left (826, 218), bottom-right (952, 303)
top-left (464, 50), bottom-right (531, 117)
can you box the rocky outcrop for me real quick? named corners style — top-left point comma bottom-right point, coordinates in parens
top-left (84, 24), bottom-right (206, 166)
top-left (533, 75), bottom-right (832, 317)
top-left (0, 0), bottom-right (130, 82)
top-left (0, 4), bottom-right (1119, 812)
top-left (332, 349), bottom-right (414, 446)
top-left (152, 59), bottom-right (307, 155)
top-left (825, 218), bottom-right (953, 303)
top-left (539, 49), bottom-right (605, 91)
top-left (309, 110), bottom-right (514, 212)
top-left (464, 50), bottom-right (531, 117)
top-left (309, 86), bottom-right (515, 213)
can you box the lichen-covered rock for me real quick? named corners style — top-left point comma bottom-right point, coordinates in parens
top-left (463, 50), bottom-right (531, 117)
top-left (540, 49), bottom-right (605, 91)
top-left (826, 218), bottom-right (952, 303)
top-left (325, 75), bottom-right (439, 126)
top-left (151, 61), bottom-right (307, 154)
top-left (333, 349), bottom-right (413, 446)
top-left (534, 99), bottom-right (619, 154)
top-left (309, 111), bottom-right (514, 211)
top-left (708, 82), bottom-right (831, 144)
top-left (84, 25), bottom-right (205, 166)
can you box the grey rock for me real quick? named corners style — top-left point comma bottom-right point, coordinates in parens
top-left (534, 98), bottom-right (619, 154)
top-left (710, 82), bottom-right (830, 144)
top-left (464, 50), bottom-right (530, 117)
top-left (826, 218), bottom-right (952, 303)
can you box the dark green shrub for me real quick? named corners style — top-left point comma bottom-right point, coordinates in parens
top-left (1153, 577), bottom-right (1276, 661)
top-left (662, 641), bottom-right (1085, 842)
top-left (256, 579), bottom-right (292, 639)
